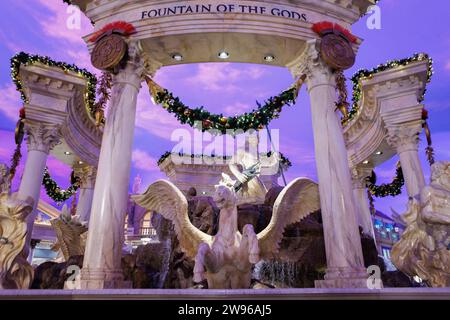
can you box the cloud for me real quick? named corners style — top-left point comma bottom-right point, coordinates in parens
top-left (0, 84), bottom-right (22, 121)
top-left (132, 149), bottom-right (159, 172)
top-left (35, 0), bottom-right (93, 45)
top-left (185, 63), bottom-right (267, 93)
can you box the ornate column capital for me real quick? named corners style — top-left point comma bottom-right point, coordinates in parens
top-left (351, 165), bottom-right (373, 189)
top-left (290, 39), bottom-right (336, 91)
top-left (113, 41), bottom-right (145, 91)
top-left (386, 123), bottom-right (422, 154)
top-left (25, 122), bottom-right (61, 154)
top-left (74, 165), bottom-right (97, 189)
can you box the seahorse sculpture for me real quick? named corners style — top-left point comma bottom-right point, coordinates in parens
top-left (391, 161), bottom-right (450, 287)
top-left (133, 173), bottom-right (320, 289)
top-left (51, 205), bottom-right (88, 261)
top-left (0, 192), bottom-right (34, 289)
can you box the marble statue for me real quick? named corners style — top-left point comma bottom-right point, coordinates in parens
top-left (391, 161), bottom-right (450, 287)
top-left (229, 134), bottom-right (281, 205)
top-left (51, 204), bottom-right (88, 261)
top-left (0, 192), bottom-right (34, 289)
top-left (133, 174), bottom-right (320, 289)
top-left (0, 164), bottom-right (10, 194)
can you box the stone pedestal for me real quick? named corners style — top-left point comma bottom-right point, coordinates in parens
top-left (386, 124), bottom-right (425, 198)
top-left (17, 122), bottom-right (61, 258)
top-left (74, 166), bottom-right (97, 223)
top-left (80, 44), bottom-right (144, 289)
top-left (295, 40), bottom-right (367, 288)
top-left (351, 165), bottom-right (376, 239)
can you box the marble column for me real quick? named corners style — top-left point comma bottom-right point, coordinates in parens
top-left (80, 43), bottom-right (144, 289)
top-left (295, 40), bottom-right (367, 288)
top-left (74, 165), bottom-right (97, 223)
top-left (386, 124), bottom-right (425, 199)
top-left (18, 122), bottom-right (61, 257)
top-left (351, 165), bottom-right (376, 240)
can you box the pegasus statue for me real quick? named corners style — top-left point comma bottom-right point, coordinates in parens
top-left (0, 192), bottom-right (34, 289)
top-left (391, 161), bottom-right (450, 287)
top-left (51, 205), bottom-right (88, 261)
top-left (133, 173), bottom-right (320, 289)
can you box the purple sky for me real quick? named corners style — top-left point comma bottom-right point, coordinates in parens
top-left (0, 0), bottom-right (449, 215)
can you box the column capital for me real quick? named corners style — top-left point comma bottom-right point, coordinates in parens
top-left (351, 164), bottom-right (373, 189)
top-left (25, 121), bottom-right (61, 154)
top-left (113, 41), bottom-right (145, 91)
top-left (386, 123), bottom-right (422, 154)
top-left (290, 39), bottom-right (336, 91)
top-left (74, 165), bottom-right (97, 189)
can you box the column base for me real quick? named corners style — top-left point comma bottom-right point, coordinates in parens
top-left (79, 268), bottom-right (132, 289)
top-left (315, 267), bottom-right (376, 289)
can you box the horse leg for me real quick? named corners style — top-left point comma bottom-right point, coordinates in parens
top-left (193, 243), bottom-right (209, 283)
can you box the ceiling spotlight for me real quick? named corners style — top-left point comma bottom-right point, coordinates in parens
top-left (171, 53), bottom-right (183, 62)
top-left (375, 151), bottom-right (383, 155)
top-left (218, 51), bottom-right (230, 59)
top-left (363, 160), bottom-right (370, 165)
top-left (78, 161), bottom-right (84, 165)
top-left (64, 151), bottom-right (71, 156)
top-left (264, 55), bottom-right (275, 62)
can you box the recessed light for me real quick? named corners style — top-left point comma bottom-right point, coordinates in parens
top-left (171, 53), bottom-right (183, 61)
top-left (78, 161), bottom-right (84, 165)
top-left (375, 151), bottom-right (383, 155)
top-left (218, 51), bottom-right (230, 59)
top-left (264, 55), bottom-right (275, 62)
top-left (363, 160), bottom-right (370, 165)
top-left (64, 151), bottom-right (71, 155)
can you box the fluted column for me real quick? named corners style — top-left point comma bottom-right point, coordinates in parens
top-left (17, 121), bottom-right (61, 258)
top-left (294, 40), bottom-right (367, 288)
top-left (80, 43), bottom-right (144, 289)
top-left (351, 165), bottom-right (376, 240)
top-left (74, 165), bottom-right (97, 223)
top-left (386, 123), bottom-right (425, 199)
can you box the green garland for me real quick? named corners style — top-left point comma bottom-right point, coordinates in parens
top-left (347, 53), bottom-right (433, 123)
top-left (10, 52), bottom-right (98, 121)
top-left (42, 167), bottom-right (80, 203)
top-left (366, 164), bottom-right (404, 198)
top-left (157, 151), bottom-right (292, 168)
top-left (153, 84), bottom-right (299, 134)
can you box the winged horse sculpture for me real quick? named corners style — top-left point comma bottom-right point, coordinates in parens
top-left (133, 169), bottom-right (320, 289)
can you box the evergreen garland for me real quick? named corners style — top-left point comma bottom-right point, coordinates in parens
top-left (42, 168), bottom-right (80, 203)
top-left (157, 151), bottom-right (292, 168)
top-left (366, 163), bottom-right (404, 198)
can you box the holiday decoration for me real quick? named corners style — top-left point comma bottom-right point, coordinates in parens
top-left (42, 168), bottom-right (80, 204)
top-left (94, 72), bottom-right (112, 126)
top-left (9, 108), bottom-right (26, 183)
top-left (10, 52), bottom-right (98, 121)
top-left (312, 21), bottom-right (358, 44)
top-left (347, 53), bottom-right (433, 123)
top-left (146, 76), bottom-right (304, 134)
top-left (422, 109), bottom-right (435, 166)
top-left (88, 21), bottom-right (136, 43)
top-left (157, 151), bottom-right (292, 168)
top-left (366, 162), bottom-right (404, 198)
top-left (91, 34), bottom-right (128, 71)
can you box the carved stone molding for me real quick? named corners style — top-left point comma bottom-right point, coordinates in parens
top-left (386, 123), bottom-right (423, 154)
top-left (290, 39), bottom-right (336, 91)
top-left (25, 121), bottom-right (61, 154)
top-left (74, 165), bottom-right (97, 190)
top-left (351, 164), bottom-right (373, 189)
top-left (113, 41), bottom-right (145, 90)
